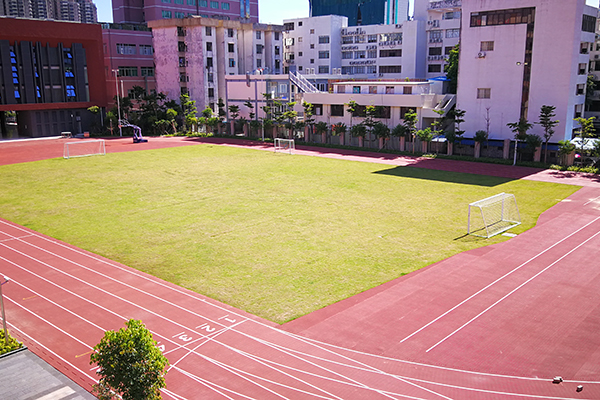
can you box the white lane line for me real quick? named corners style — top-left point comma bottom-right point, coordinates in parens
top-left (174, 366), bottom-right (253, 400)
top-left (426, 229), bottom-right (600, 353)
top-left (584, 194), bottom-right (600, 206)
top-left (0, 234), bottom-right (33, 243)
top-left (3, 219), bottom-right (598, 386)
top-left (400, 216), bottom-right (600, 344)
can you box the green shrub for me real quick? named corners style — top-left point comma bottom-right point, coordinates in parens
top-left (0, 330), bottom-right (23, 355)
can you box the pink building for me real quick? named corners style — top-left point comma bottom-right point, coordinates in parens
top-left (102, 23), bottom-right (156, 108)
top-left (112, 0), bottom-right (258, 24)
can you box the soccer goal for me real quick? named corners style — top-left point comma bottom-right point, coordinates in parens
top-left (63, 139), bottom-right (106, 159)
top-left (274, 138), bottom-right (295, 154)
top-left (468, 193), bottom-right (521, 238)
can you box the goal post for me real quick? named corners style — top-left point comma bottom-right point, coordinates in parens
top-left (274, 138), bottom-right (295, 154)
top-left (63, 139), bottom-right (106, 159)
top-left (468, 193), bottom-right (521, 238)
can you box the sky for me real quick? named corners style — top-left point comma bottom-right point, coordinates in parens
top-left (95, 0), bottom-right (600, 24)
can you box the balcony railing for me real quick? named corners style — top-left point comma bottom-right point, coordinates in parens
top-left (429, 0), bottom-right (461, 10)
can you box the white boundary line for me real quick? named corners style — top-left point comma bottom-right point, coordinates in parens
top-left (400, 216), bottom-right (600, 344)
top-left (2, 218), bottom-right (600, 387)
top-left (426, 228), bottom-right (600, 352)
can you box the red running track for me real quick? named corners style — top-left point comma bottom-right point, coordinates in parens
top-left (1, 187), bottom-right (600, 399)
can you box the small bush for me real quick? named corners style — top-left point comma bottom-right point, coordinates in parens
top-left (0, 330), bottom-right (23, 355)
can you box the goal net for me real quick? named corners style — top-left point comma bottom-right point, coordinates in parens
top-left (63, 140), bottom-right (106, 159)
top-left (274, 138), bottom-right (295, 154)
top-left (468, 193), bottom-right (521, 238)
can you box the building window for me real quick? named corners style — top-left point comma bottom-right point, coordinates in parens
top-left (298, 21), bottom-right (303, 26)
top-left (369, 85), bottom-right (377, 94)
top-left (116, 43), bottom-right (136, 55)
top-left (342, 51), bottom-right (353, 59)
top-left (579, 63), bottom-right (587, 75)
top-left (318, 51), bottom-right (329, 59)
top-left (256, 44), bottom-right (263, 54)
top-left (470, 7), bottom-right (535, 27)
top-left (379, 65), bottom-right (401, 74)
top-left (477, 88), bottom-right (491, 99)
top-left (403, 86), bottom-right (412, 94)
top-left (310, 44), bottom-right (314, 49)
top-left (353, 86), bottom-right (360, 94)
top-left (298, 66), bottom-right (303, 71)
top-left (342, 36), bottom-right (354, 44)
top-left (284, 22), bottom-right (294, 31)
top-left (178, 41), bottom-right (187, 52)
top-left (445, 46), bottom-right (454, 55)
top-left (162, 10), bottom-right (172, 18)
top-left (337, 85), bottom-right (345, 94)
top-left (222, 1), bottom-right (229, 10)
top-left (187, 0), bottom-right (195, 5)
top-left (256, 31), bottom-right (262, 39)
top-left (446, 29), bottom-right (460, 38)
top-left (310, 59), bottom-right (314, 64)
top-left (175, 12), bottom-right (185, 18)
top-left (257, 59), bottom-right (262, 68)
top-left (331, 104), bottom-right (344, 116)
top-left (354, 50), bottom-right (365, 59)
top-left (205, 26), bottom-right (212, 36)
top-left (199, 0), bottom-right (207, 5)
top-left (210, 1), bottom-right (218, 8)
top-left (208, 88), bottom-right (214, 98)
top-left (318, 65), bottom-right (329, 73)
top-left (228, 43), bottom-right (235, 52)
top-left (207, 72), bottom-right (213, 82)
top-left (318, 35), bottom-right (330, 44)
top-left (139, 45), bottom-right (153, 55)
top-left (229, 58), bottom-right (235, 67)
top-left (179, 57), bottom-right (187, 67)
top-left (429, 30), bottom-right (442, 43)
top-left (275, 32), bottom-right (280, 40)
top-left (428, 64), bottom-right (442, 73)
top-left (386, 86), bottom-right (394, 94)
top-left (206, 42), bottom-right (213, 51)
top-left (298, 37), bottom-right (303, 43)
top-left (310, 29), bottom-right (315, 34)
top-left (367, 50), bottom-right (377, 59)
top-left (141, 67), bottom-right (155, 76)
top-left (228, 28), bottom-right (234, 37)
top-left (368, 34), bottom-right (377, 43)
top-left (118, 66), bottom-right (138, 76)
top-left (180, 73), bottom-right (189, 82)
top-left (275, 46), bottom-right (280, 55)
top-left (380, 49), bottom-right (401, 57)
top-left (175, 0), bottom-right (183, 4)
top-left (443, 11), bottom-right (460, 20)
top-left (480, 41), bottom-right (494, 51)
top-left (206, 57), bottom-right (213, 67)
top-left (355, 35), bottom-right (366, 43)
top-left (429, 47), bottom-right (442, 56)
top-left (367, 65), bottom-right (376, 74)
top-left (161, 0), bottom-right (170, 3)
top-left (582, 14), bottom-right (597, 33)
top-left (379, 32), bottom-right (402, 43)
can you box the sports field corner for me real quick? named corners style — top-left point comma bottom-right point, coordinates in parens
top-left (1, 136), bottom-right (600, 399)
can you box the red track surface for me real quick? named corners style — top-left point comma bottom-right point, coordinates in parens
top-left (1, 137), bottom-right (600, 399)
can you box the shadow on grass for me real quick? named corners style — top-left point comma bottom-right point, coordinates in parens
top-left (373, 165), bottom-right (514, 187)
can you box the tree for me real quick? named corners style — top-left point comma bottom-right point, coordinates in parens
top-left (474, 130), bottom-right (488, 157)
top-left (244, 99), bottom-right (255, 120)
top-left (444, 44), bottom-right (459, 94)
top-left (373, 122), bottom-right (390, 149)
top-left (314, 121), bottom-right (328, 143)
top-left (166, 108), bottom-right (178, 134)
top-left (537, 105), bottom-right (559, 164)
top-left (574, 116), bottom-right (596, 153)
top-left (586, 74), bottom-right (596, 112)
top-left (331, 122), bottom-right (347, 139)
top-left (402, 109), bottom-right (418, 153)
top-left (90, 319), bottom-right (168, 400)
top-left (558, 140), bottom-right (576, 165)
top-left (302, 101), bottom-right (315, 140)
top-left (87, 106), bottom-right (101, 134)
top-left (415, 127), bottom-right (433, 153)
top-left (228, 104), bottom-right (240, 134)
top-left (347, 100), bottom-right (358, 129)
top-left (350, 123), bottom-right (367, 146)
top-left (180, 94), bottom-right (197, 133)
top-left (507, 117), bottom-right (533, 161)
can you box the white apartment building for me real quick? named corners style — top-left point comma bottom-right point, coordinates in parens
top-left (457, 0), bottom-right (597, 142)
top-left (149, 17), bottom-right (282, 112)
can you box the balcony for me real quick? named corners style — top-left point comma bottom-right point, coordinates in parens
top-left (428, 55), bottom-right (447, 61)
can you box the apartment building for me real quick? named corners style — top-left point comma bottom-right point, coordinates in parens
top-left (148, 16), bottom-right (282, 112)
top-left (309, 0), bottom-right (409, 27)
top-left (457, 0), bottom-right (597, 142)
top-left (0, 0), bottom-right (97, 23)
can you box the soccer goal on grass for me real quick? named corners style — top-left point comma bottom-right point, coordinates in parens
top-left (274, 138), bottom-right (295, 154)
top-left (468, 193), bottom-right (521, 238)
top-left (63, 139), bottom-right (106, 159)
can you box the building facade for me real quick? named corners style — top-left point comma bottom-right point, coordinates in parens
top-left (0, 17), bottom-right (108, 138)
top-left (0, 0), bottom-right (97, 23)
top-left (113, 0), bottom-right (258, 25)
top-left (148, 16), bottom-right (282, 112)
top-left (457, 0), bottom-right (597, 142)
top-left (309, 0), bottom-right (408, 27)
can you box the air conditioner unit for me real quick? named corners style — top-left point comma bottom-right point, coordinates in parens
top-left (478, 51), bottom-right (486, 58)
top-left (379, 73), bottom-right (384, 77)
top-left (310, 68), bottom-right (315, 74)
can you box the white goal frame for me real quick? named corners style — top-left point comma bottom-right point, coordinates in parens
top-left (274, 138), bottom-right (295, 154)
top-left (468, 193), bottom-right (521, 238)
top-left (63, 139), bottom-right (106, 159)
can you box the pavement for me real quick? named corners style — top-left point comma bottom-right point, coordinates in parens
top-left (0, 348), bottom-right (96, 400)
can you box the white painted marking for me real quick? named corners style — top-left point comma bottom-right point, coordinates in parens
top-left (36, 386), bottom-right (75, 400)
top-left (400, 216), bottom-right (600, 344)
top-left (426, 229), bottom-right (600, 352)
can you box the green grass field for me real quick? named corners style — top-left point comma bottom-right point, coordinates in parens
top-left (0, 145), bottom-right (579, 323)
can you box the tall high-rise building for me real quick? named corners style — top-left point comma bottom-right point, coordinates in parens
top-left (0, 0), bottom-right (97, 22)
top-left (309, 0), bottom-right (408, 26)
top-left (112, 0), bottom-right (259, 25)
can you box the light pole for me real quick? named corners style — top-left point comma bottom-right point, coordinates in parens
top-left (0, 275), bottom-right (9, 345)
top-left (112, 69), bottom-right (123, 137)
